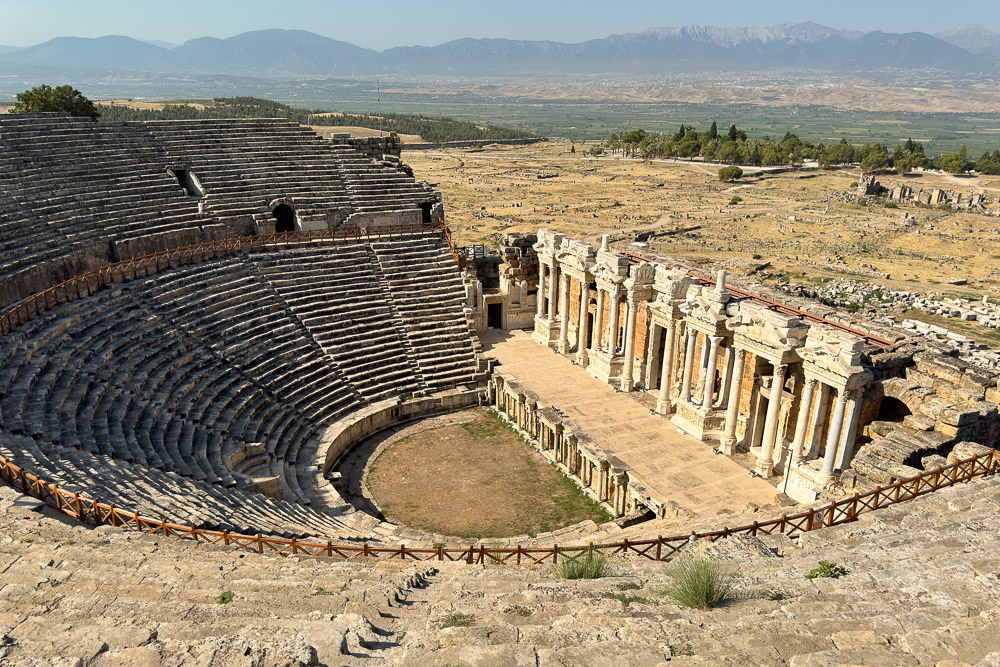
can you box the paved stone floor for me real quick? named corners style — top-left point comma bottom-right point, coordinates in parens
top-left (481, 329), bottom-right (780, 517)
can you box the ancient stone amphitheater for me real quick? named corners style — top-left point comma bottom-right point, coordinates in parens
top-left (2, 114), bottom-right (1000, 666)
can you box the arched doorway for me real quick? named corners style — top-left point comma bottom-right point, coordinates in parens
top-left (273, 204), bottom-right (295, 233)
top-left (875, 396), bottom-right (912, 423)
top-left (855, 395), bottom-right (914, 447)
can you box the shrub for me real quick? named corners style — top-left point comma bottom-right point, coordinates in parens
top-left (504, 605), bottom-right (533, 617)
top-left (806, 560), bottom-right (849, 580)
top-left (600, 591), bottom-right (648, 609)
top-left (884, 202), bottom-right (898, 209)
top-left (615, 582), bottom-right (642, 591)
top-left (436, 611), bottom-right (476, 628)
top-left (729, 195), bottom-right (743, 205)
top-left (662, 555), bottom-right (738, 609)
top-left (554, 548), bottom-right (609, 580)
top-left (845, 302), bottom-right (861, 313)
top-left (216, 591), bottom-right (234, 604)
top-left (718, 166), bottom-right (743, 182)
top-left (752, 253), bottom-right (763, 260)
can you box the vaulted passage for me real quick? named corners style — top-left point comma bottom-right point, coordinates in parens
top-left (876, 396), bottom-right (912, 423)
top-left (273, 204), bottom-right (295, 233)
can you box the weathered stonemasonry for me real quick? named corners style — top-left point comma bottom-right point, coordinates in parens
top-left (517, 229), bottom-right (1000, 502)
top-left (857, 173), bottom-right (993, 210)
top-left (0, 115), bottom-right (441, 308)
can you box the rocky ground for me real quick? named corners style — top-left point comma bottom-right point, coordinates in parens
top-left (2, 472), bottom-right (1000, 666)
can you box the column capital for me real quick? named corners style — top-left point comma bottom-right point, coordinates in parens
top-left (833, 387), bottom-right (848, 404)
top-left (848, 387), bottom-right (864, 401)
top-left (708, 335), bottom-right (724, 346)
top-left (805, 376), bottom-right (820, 389)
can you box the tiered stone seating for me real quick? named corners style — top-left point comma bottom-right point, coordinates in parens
top-left (0, 484), bottom-right (432, 665)
top-left (372, 238), bottom-right (479, 390)
top-left (0, 434), bottom-right (356, 539)
top-left (326, 140), bottom-right (439, 213)
top-left (0, 232), bottom-right (480, 542)
top-left (145, 119), bottom-right (357, 219)
top-left (0, 115), bottom-right (206, 278)
top-left (252, 246), bottom-right (427, 403)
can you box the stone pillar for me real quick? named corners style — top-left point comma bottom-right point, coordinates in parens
top-left (701, 336), bottom-right (723, 408)
top-left (656, 319), bottom-right (678, 414)
top-left (821, 389), bottom-right (849, 477)
top-left (756, 364), bottom-right (788, 477)
top-left (576, 278), bottom-right (590, 365)
top-left (720, 348), bottom-right (746, 454)
top-left (719, 345), bottom-right (736, 409)
top-left (790, 378), bottom-right (818, 465)
top-left (536, 263), bottom-right (547, 318)
top-left (592, 288), bottom-right (605, 351)
top-left (834, 389), bottom-right (863, 470)
top-left (607, 290), bottom-right (621, 354)
top-left (679, 329), bottom-right (697, 402)
top-left (620, 298), bottom-right (640, 392)
top-left (807, 383), bottom-right (831, 459)
top-left (558, 273), bottom-right (571, 354)
top-left (547, 262), bottom-right (558, 322)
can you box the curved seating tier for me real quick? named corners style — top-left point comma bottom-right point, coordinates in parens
top-left (0, 236), bottom-right (479, 538)
top-left (145, 119), bottom-right (439, 217)
top-left (0, 434), bottom-right (357, 539)
top-left (0, 115), bottom-right (440, 308)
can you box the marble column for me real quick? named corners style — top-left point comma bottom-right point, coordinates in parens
top-left (620, 299), bottom-right (640, 391)
top-left (656, 319), bottom-right (678, 414)
top-left (558, 273), bottom-right (571, 354)
top-left (821, 389), bottom-right (849, 477)
top-left (607, 290), bottom-right (621, 354)
top-left (756, 364), bottom-right (788, 477)
top-left (720, 348), bottom-right (746, 454)
top-left (678, 329), bottom-right (697, 402)
top-left (790, 377), bottom-right (818, 465)
top-left (717, 346), bottom-right (734, 409)
top-left (807, 383), bottom-right (831, 459)
top-left (576, 279), bottom-right (591, 365)
top-left (592, 288), bottom-right (605, 351)
top-left (701, 336), bottom-right (723, 408)
top-left (834, 389), bottom-right (864, 470)
top-left (536, 263), bottom-right (547, 318)
top-left (547, 261), bottom-right (558, 322)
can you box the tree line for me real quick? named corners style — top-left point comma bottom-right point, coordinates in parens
top-left (96, 96), bottom-right (536, 143)
top-left (596, 122), bottom-right (1000, 175)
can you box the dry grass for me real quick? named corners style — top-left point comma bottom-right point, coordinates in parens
top-left (406, 142), bottom-right (1000, 301)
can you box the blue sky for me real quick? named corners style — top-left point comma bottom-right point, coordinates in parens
top-left (0, 0), bottom-right (996, 48)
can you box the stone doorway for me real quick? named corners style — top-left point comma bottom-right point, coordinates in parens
top-left (487, 303), bottom-right (503, 329)
top-left (273, 204), bottom-right (296, 233)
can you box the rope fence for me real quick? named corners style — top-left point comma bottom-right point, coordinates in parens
top-left (0, 448), bottom-right (994, 565)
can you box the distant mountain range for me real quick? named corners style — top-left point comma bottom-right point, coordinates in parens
top-left (0, 23), bottom-right (997, 78)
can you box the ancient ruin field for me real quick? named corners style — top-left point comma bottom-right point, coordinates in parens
top-left (406, 141), bottom-right (1000, 303)
top-left (364, 408), bottom-right (611, 538)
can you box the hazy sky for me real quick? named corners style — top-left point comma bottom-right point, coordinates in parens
top-left (0, 0), bottom-right (996, 48)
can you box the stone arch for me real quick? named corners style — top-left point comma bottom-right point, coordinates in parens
top-left (855, 378), bottom-right (922, 446)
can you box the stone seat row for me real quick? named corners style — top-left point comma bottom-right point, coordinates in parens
top-left (252, 246), bottom-right (427, 403)
top-left (0, 434), bottom-right (361, 538)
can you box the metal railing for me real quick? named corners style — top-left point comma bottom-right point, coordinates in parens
top-left (1, 448), bottom-right (993, 565)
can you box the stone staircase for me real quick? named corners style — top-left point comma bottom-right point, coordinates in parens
top-left (2, 470), bottom-right (1000, 665)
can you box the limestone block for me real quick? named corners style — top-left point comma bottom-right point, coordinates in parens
top-left (921, 454), bottom-right (948, 471)
top-left (851, 448), bottom-right (922, 485)
top-left (946, 441), bottom-right (994, 466)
